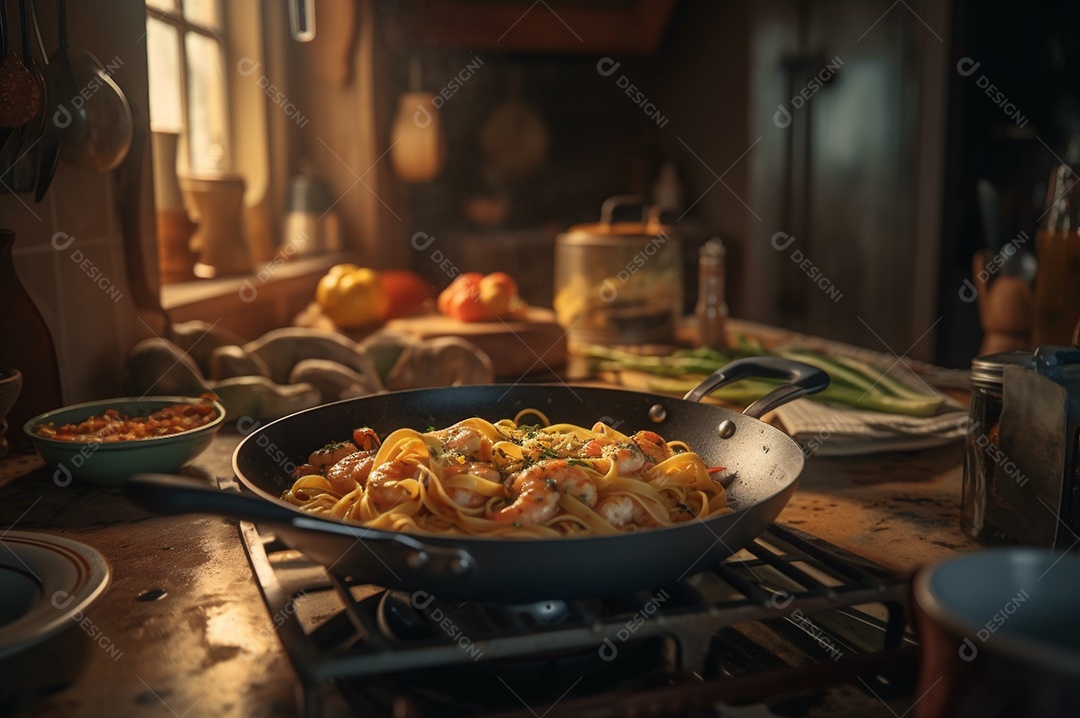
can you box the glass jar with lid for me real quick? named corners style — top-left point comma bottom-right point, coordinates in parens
top-left (960, 350), bottom-right (1036, 542)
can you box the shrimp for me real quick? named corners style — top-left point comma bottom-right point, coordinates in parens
top-left (580, 440), bottom-right (605, 459)
top-left (309, 441), bottom-right (358, 470)
top-left (352, 427), bottom-right (381, 452)
top-left (324, 451), bottom-right (377, 494)
top-left (290, 463), bottom-right (319, 481)
top-left (366, 460), bottom-right (422, 512)
top-left (443, 462), bottom-right (501, 508)
top-left (434, 424), bottom-right (493, 462)
top-left (488, 460), bottom-right (596, 524)
top-left (631, 431), bottom-right (673, 465)
top-left (581, 439), bottom-right (646, 475)
top-left (596, 495), bottom-right (654, 528)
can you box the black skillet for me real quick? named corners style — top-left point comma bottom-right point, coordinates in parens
top-left (126, 357), bottom-right (828, 602)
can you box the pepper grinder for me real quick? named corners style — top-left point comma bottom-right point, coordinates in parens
top-left (696, 238), bottom-right (728, 351)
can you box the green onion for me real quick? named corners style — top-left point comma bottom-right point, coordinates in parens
top-left (577, 341), bottom-right (944, 417)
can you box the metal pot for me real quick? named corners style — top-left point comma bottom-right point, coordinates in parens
top-left (125, 357), bottom-right (828, 603)
top-left (554, 195), bottom-right (683, 346)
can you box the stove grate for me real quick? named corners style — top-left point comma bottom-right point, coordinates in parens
top-left (239, 522), bottom-right (918, 718)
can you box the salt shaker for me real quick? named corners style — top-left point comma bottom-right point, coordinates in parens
top-left (696, 238), bottom-right (728, 351)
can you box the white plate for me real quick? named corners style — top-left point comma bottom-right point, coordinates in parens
top-left (0, 531), bottom-right (111, 660)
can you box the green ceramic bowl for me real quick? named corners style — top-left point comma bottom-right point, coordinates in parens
top-left (23, 397), bottom-right (226, 485)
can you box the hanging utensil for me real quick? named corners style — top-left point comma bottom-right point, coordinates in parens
top-left (52, 0), bottom-right (132, 172)
top-left (288, 0), bottom-right (315, 41)
top-left (30, 0), bottom-right (57, 201)
top-left (12, 0), bottom-right (46, 192)
top-left (479, 69), bottom-right (548, 180)
top-left (0, 0), bottom-right (45, 192)
top-left (389, 56), bottom-right (445, 182)
top-left (0, 0), bottom-right (38, 129)
top-left (0, 4), bottom-right (15, 153)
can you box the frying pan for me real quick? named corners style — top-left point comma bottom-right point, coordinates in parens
top-left (126, 357), bottom-right (828, 602)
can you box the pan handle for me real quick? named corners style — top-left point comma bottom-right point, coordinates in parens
top-left (125, 474), bottom-right (477, 577)
top-left (683, 357), bottom-right (829, 419)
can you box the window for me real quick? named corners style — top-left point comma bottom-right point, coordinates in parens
top-left (146, 0), bottom-right (232, 173)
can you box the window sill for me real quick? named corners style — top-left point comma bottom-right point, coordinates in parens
top-left (161, 252), bottom-right (350, 338)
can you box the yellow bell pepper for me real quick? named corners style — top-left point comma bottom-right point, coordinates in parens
top-left (315, 264), bottom-right (389, 328)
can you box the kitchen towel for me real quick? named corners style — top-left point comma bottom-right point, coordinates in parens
top-left (769, 394), bottom-right (967, 457)
top-left (724, 319), bottom-right (971, 456)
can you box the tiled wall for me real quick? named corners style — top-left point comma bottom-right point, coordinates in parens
top-left (0, 0), bottom-right (150, 404)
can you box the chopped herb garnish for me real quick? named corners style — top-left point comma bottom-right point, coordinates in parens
top-left (545, 477), bottom-right (558, 491)
top-left (424, 425), bottom-right (435, 432)
top-left (567, 458), bottom-right (589, 467)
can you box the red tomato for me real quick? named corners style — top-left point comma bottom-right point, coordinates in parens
top-left (380, 271), bottom-right (436, 319)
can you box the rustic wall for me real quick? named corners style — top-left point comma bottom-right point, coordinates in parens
top-left (0, 0), bottom-right (151, 403)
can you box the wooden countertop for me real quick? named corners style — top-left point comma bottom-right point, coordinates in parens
top-left (0, 394), bottom-right (976, 716)
top-left (0, 437), bottom-right (298, 717)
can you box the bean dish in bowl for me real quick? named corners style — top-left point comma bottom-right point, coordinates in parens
top-left (25, 396), bottom-right (225, 484)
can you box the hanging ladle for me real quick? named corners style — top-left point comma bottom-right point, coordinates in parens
top-left (51, 0), bottom-right (132, 172)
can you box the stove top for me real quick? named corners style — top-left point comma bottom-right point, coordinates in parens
top-left (239, 522), bottom-right (919, 717)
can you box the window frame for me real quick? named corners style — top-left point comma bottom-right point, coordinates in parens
top-left (145, 1), bottom-right (233, 173)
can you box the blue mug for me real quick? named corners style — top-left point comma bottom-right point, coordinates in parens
top-left (913, 549), bottom-right (1080, 717)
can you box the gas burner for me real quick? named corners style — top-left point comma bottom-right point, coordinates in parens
top-left (240, 523), bottom-right (919, 718)
top-left (376, 590), bottom-right (606, 642)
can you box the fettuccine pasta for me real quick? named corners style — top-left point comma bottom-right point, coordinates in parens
top-left (281, 415), bottom-right (730, 538)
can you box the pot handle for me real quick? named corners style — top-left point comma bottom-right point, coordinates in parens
top-left (683, 357), bottom-right (830, 419)
top-left (600, 194), bottom-right (662, 228)
top-left (125, 473), bottom-right (477, 577)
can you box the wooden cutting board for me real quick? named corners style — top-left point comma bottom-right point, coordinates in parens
top-left (386, 307), bottom-right (567, 378)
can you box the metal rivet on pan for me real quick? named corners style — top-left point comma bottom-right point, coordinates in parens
top-left (449, 557), bottom-right (473, 575)
top-left (406, 551), bottom-right (430, 569)
top-left (716, 420), bottom-right (737, 439)
top-left (648, 404), bottom-right (667, 423)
